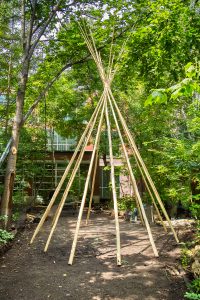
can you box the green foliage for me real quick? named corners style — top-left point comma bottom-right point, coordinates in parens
top-left (118, 196), bottom-right (135, 211)
top-left (0, 229), bottom-right (14, 244)
top-left (145, 89), bottom-right (167, 106)
top-left (0, 215), bottom-right (8, 222)
top-left (141, 62), bottom-right (200, 212)
top-left (145, 62), bottom-right (200, 105)
top-left (181, 247), bottom-right (191, 270)
top-left (181, 221), bottom-right (200, 299)
top-left (190, 202), bottom-right (200, 220)
top-left (189, 278), bottom-right (200, 295)
top-left (185, 278), bottom-right (200, 299)
top-left (12, 212), bottom-right (20, 222)
top-left (194, 221), bottom-right (200, 244)
top-left (13, 191), bottom-right (27, 206)
top-left (184, 292), bottom-right (200, 300)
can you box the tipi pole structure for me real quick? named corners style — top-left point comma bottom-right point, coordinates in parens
top-left (68, 97), bottom-right (106, 265)
top-left (30, 96), bottom-right (104, 244)
top-left (107, 94), bottom-right (159, 257)
top-left (43, 96), bottom-right (106, 252)
top-left (109, 91), bottom-right (179, 243)
top-left (30, 24), bottom-right (179, 266)
top-left (86, 144), bottom-right (99, 225)
top-left (105, 98), bottom-right (121, 265)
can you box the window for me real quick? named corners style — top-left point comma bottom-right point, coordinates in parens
top-left (47, 130), bottom-right (76, 151)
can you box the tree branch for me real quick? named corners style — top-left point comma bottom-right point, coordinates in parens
top-left (26, 0), bottom-right (36, 52)
top-left (27, 0), bottom-right (63, 60)
top-left (32, 18), bottom-right (47, 36)
top-left (22, 54), bottom-right (91, 124)
top-left (21, 0), bottom-right (26, 51)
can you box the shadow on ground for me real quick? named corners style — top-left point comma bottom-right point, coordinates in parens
top-left (0, 212), bottom-right (186, 300)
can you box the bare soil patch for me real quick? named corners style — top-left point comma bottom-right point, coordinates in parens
top-left (0, 211), bottom-right (186, 300)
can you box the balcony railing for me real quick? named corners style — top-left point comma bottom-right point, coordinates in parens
top-left (47, 142), bottom-right (75, 151)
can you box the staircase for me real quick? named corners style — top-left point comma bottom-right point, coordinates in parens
top-left (0, 97), bottom-right (15, 168)
top-left (0, 138), bottom-right (12, 168)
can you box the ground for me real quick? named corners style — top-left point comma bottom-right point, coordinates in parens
top-left (0, 211), bottom-right (187, 300)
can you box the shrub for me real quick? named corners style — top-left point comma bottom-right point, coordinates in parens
top-left (184, 278), bottom-right (200, 299)
top-left (184, 292), bottom-right (200, 300)
top-left (118, 196), bottom-right (136, 211)
top-left (0, 229), bottom-right (14, 244)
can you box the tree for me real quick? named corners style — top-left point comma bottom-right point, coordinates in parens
top-left (0, 0), bottom-right (104, 227)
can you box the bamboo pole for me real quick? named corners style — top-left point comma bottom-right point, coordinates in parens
top-left (134, 155), bottom-right (167, 232)
top-left (68, 97), bottom-right (106, 265)
top-left (107, 93), bottom-right (159, 257)
top-left (123, 134), bottom-right (167, 230)
top-left (105, 99), bottom-right (121, 266)
top-left (78, 24), bottom-right (105, 81)
top-left (51, 97), bottom-right (105, 227)
top-left (30, 96), bottom-right (104, 244)
top-left (134, 194), bottom-right (145, 226)
top-left (109, 90), bottom-right (179, 243)
top-left (107, 29), bottom-right (115, 78)
top-left (86, 146), bottom-right (99, 225)
top-left (121, 155), bottom-right (145, 226)
top-left (43, 96), bottom-right (106, 252)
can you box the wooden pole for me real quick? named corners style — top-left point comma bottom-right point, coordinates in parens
top-left (109, 90), bottom-right (179, 243)
top-left (30, 96), bottom-right (104, 244)
top-left (68, 97), bottom-right (106, 265)
top-left (86, 146), bottom-right (99, 225)
top-left (107, 93), bottom-right (159, 257)
top-left (43, 95), bottom-right (106, 252)
top-left (104, 97), bottom-right (121, 266)
top-left (121, 158), bottom-right (145, 226)
top-left (78, 24), bottom-right (105, 81)
top-left (134, 155), bottom-right (167, 232)
top-left (134, 196), bottom-right (145, 226)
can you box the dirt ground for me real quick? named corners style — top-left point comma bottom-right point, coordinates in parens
top-left (0, 211), bottom-right (187, 300)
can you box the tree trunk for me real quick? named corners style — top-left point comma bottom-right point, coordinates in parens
top-left (1, 60), bottom-right (29, 228)
top-left (5, 54), bottom-right (12, 135)
top-left (0, 1), bottom-right (63, 228)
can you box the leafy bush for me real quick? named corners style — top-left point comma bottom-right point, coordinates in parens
top-left (13, 190), bottom-right (28, 206)
top-left (190, 201), bottom-right (200, 220)
top-left (189, 278), bottom-right (200, 295)
top-left (12, 212), bottom-right (20, 222)
top-left (195, 221), bottom-right (200, 243)
top-left (184, 292), bottom-right (200, 300)
top-left (118, 196), bottom-right (135, 211)
top-left (181, 247), bottom-right (191, 270)
top-left (0, 229), bottom-right (14, 244)
top-left (184, 278), bottom-right (200, 299)
top-left (182, 221), bottom-right (200, 300)
top-left (0, 215), bottom-right (8, 222)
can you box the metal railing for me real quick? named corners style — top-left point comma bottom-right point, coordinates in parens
top-left (0, 138), bottom-right (12, 168)
top-left (47, 142), bottom-right (75, 152)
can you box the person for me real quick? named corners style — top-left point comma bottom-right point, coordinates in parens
top-left (131, 207), bottom-right (138, 222)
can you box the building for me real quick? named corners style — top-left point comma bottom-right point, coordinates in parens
top-left (29, 130), bottom-right (133, 205)
top-left (0, 92), bottom-right (133, 206)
